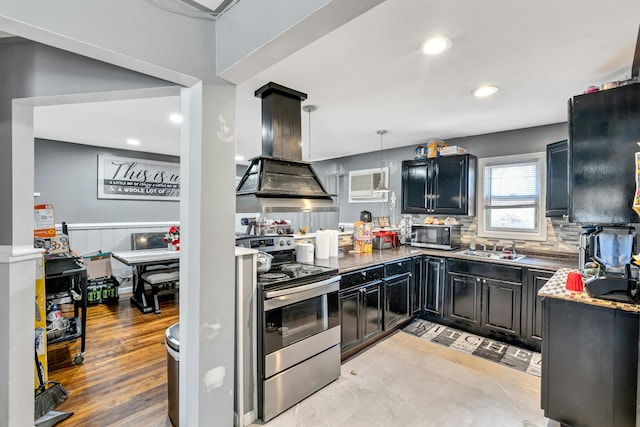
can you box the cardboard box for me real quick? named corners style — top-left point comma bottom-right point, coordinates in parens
top-left (34, 204), bottom-right (56, 238)
top-left (34, 234), bottom-right (70, 254)
top-left (439, 145), bottom-right (468, 156)
top-left (426, 140), bottom-right (447, 158)
top-left (83, 252), bottom-right (113, 280)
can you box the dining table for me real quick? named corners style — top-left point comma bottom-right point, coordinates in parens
top-left (112, 248), bottom-right (180, 314)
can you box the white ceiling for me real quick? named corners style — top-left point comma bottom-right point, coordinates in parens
top-left (34, 0), bottom-right (640, 163)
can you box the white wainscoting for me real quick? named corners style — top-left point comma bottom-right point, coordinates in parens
top-left (57, 221), bottom-right (179, 293)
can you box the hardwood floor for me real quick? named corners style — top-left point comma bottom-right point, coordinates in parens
top-left (47, 294), bottom-right (178, 427)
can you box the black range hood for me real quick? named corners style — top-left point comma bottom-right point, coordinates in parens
top-left (236, 82), bottom-right (337, 213)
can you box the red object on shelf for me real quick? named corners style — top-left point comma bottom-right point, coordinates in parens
top-left (565, 271), bottom-right (584, 292)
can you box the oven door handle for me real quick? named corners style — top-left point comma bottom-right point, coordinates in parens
top-left (264, 276), bottom-right (341, 311)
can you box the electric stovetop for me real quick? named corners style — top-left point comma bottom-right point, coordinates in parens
top-left (257, 262), bottom-right (338, 291)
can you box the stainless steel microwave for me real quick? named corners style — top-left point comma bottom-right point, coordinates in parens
top-left (410, 224), bottom-right (461, 250)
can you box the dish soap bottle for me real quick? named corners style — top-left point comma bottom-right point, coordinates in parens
top-left (470, 233), bottom-right (477, 251)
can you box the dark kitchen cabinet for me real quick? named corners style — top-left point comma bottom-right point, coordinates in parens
top-left (524, 269), bottom-right (553, 344)
top-left (401, 155), bottom-right (476, 216)
top-left (446, 259), bottom-right (523, 334)
top-left (339, 266), bottom-right (385, 356)
top-left (411, 256), bottom-right (424, 315)
top-left (447, 273), bottom-right (482, 327)
top-left (339, 281), bottom-right (383, 355)
top-left (541, 297), bottom-right (638, 427)
top-left (422, 256), bottom-right (446, 316)
top-left (384, 273), bottom-right (411, 330)
top-left (384, 259), bottom-right (412, 330)
top-left (569, 83), bottom-right (640, 224)
top-left (412, 255), bottom-right (446, 317)
top-left (545, 140), bottom-right (568, 218)
top-left (481, 277), bottom-right (522, 337)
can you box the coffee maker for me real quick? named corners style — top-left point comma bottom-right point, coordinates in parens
top-left (580, 226), bottom-right (640, 303)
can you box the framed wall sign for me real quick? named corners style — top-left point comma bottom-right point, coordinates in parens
top-left (97, 155), bottom-right (180, 201)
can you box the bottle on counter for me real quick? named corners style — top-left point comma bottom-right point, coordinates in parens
top-left (470, 233), bottom-right (476, 251)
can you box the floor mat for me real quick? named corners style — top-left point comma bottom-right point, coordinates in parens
top-left (402, 318), bottom-right (541, 377)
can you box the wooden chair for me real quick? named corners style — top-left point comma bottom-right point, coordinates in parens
top-left (131, 232), bottom-right (179, 314)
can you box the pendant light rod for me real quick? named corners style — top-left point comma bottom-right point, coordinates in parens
top-left (375, 129), bottom-right (389, 193)
top-left (303, 105), bottom-right (317, 160)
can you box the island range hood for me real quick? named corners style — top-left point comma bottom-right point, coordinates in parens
top-left (236, 82), bottom-right (338, 213)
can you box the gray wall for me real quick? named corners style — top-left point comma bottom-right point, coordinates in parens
top-left (313, 122), bottom-right (569, 224)
top-left (35, 139), bottom-right (180, 223)
top-left (0, 38), bottom-right (175, 244)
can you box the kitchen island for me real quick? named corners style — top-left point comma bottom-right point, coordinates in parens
top-left (538, 268), bottom-right (639, 427)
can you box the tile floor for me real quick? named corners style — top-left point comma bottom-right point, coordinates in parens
top-left (252, 331), bottom-right (550, 427)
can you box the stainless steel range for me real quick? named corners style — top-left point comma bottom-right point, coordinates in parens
top-left (236, 235), bottom-right (341, 422)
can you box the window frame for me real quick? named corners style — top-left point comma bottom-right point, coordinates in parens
top-left (477, 152), bottom-right (547, 241)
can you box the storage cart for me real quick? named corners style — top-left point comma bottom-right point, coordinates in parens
top-left (44, 252), bottom-right (88, 365)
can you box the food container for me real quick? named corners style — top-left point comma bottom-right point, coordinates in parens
top-left (295, 241), bottom-right (314, 263)
top-left (372, 231), bottom-right (397, 250)
top-left (353, 236), bottom-right (372, 253)
top-left (601, 81), bottom-right (620, 90)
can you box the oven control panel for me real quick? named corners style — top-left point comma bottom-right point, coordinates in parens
top-left (236, 235), bottom-right (295, 252)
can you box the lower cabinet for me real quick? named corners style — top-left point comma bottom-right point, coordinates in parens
top-left (524, 269), bottom-right (553, 343)
top-left (481, 277), bottom-right (522, 336)
top-left (412, 255), bottom-right (446, 318)
top-left (384, 273), bottom-right (411, 330)
top-left (340, 259), bottom-right (413, 357)
top-left (339, 280), bottom-right (383, 355)
top-left (411, 256), bottom-right (424, 315)
top-left (339, 265), bottom-right (385, 356)
top-left (542, 297), bottom-right (638, 426)
top-left (383, 258), bottom-right (412, 330)
top-left (447, 273), bottom-right (482, 326)
top-left (446, 259), bottom-right (523, 339)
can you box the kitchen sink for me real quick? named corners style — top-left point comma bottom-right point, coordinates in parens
top-left (455, 249), bottom-right (526, 262)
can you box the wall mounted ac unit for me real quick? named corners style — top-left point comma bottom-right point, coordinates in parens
top-left (348, 167), bottom-right (388, 203)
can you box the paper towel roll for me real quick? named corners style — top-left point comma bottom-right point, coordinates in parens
top-left (315, 230), bottom-right (330, 259)
top-left (328, 229), bottom-right (339, 257)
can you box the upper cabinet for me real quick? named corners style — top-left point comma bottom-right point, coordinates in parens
top-left (545, 140), bottom-right (568, 218)
top-left (401, 154), bottom-right (476, 215)
top-left (569, 83), bottom-right (640, 224)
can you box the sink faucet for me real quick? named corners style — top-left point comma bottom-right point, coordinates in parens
top-left (479, 244), bottom-right (486, 252)
top-left (492, 243), bottom-right (497, 253)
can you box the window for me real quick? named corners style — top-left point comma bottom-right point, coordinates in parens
top-left (477, 153), bottom-right (547, 241)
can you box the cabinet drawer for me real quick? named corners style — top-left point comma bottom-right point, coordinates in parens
top-left (384, 258), bottom-right (412, 277)
top-left (341, 265), bottom-right (385, 290)
top-left (448, 259), bottom-right (522, 283)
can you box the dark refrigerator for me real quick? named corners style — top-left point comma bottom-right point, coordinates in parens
top-left (569, 82), bottom-right (640, 224)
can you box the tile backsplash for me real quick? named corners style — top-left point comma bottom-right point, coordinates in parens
top-left (405, 215), bottom-right (581, 256)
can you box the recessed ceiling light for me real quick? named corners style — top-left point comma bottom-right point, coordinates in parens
top-left (235, 155), bottom-right (244, 162)
top-left (126, 138), bottom-right (141, 146)
top-left (169, 113), bottom-right (183, 124)
top-left (421, 36), bottom-right (452, 55)
top-left (472, 85), bottom-right (499, 97)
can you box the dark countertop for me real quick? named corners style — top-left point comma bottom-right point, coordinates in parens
top-left (313, 245), bottom-right (577, 274)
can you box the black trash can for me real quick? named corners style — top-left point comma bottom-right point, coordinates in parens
top-left (166, 322), bottom-right (180, 426)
